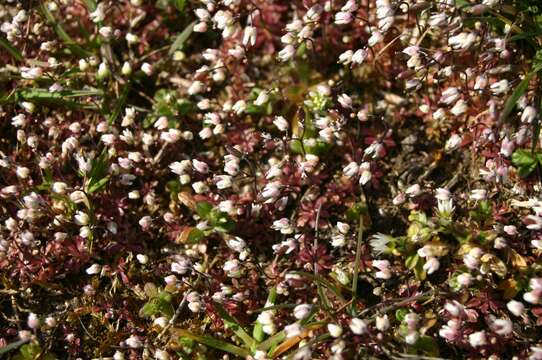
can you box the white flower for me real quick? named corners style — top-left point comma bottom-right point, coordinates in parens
top-left (490, 318), bottom-right (512, 336)
top-left (352, 49), bottom-right (368, 64)
top-left (86, 264), bottom-right (101, 275)
top-left (444, 301), bottom-right (464, 317)
top-left (343, 162), bottom-right (359, 178)
top-left (27, 313), bottom-right (40, 329)
top-left (445, 134), bottom-right (462, 152)
top-left (490, 79), bottom-right (509, 95)
top-left (335, 11), bottom-right (353, 25)
top-left (405, 184), bottom-right (421, 197)
top-left (468, 331), bottom-right (486, 347)
top-left (338, 94), bottom-right (352, 108)
top-left (125, 335), bottom-right (143, 348)
top-left (370, 233), bottom-right (393, 255)
top-left (470, 189), bottom-right (487, 201)
top-left (448, 32), bottom-right (477, 50)
top-left (293, 304), bottom-right (311, 320)
top-left (188, 81), bottom-right (204, 95)
top-left (327, 323), bottom-right (343, 338)
top-left (89, 2), bottom-right (106, 23)
top-left (284, 323), bottom-right (302, 338)
top-left (338, 50), bottom-right (353, 65)
top-left (232, 100), bottom-right (247, 114)
top-left (336, 222), bottom-right (350, 234)
top-left (140, 62), bottom-right (153, 76)
top-left (423, 257), bottom-right (440, 274)
top-left (376, 314), bottom-right (390, 331)
top-left (74, 211), bottom-right (90, 226)
top-left (507, 300), bottom-right (525, 317)
top-left (450, 99), bottom-right (468, 116)
top-left (192, 181), bottom-right (209, 194)
top-left (349, 318), bottom-right (368, 335)
top-left (254, 91), bottom-right (269, 106)
top-left (521, 106), bottom-right (537, 123)
top-left (278, 45), bottom-right (295, 62)
top-left (440, 87), bottom-right (460, 105)
top-left (243, 26), bottom-right (257, 46)
top-left (272, 218), bottom-right (293, 234)
top-left (192, 159), bottom-right (209, 174)
top-left (215, 175), bottom-right (233, 189)
top-left (435, 188), bottom-right (450, 201)
top-left (526, 215), bottom-right (542, 230)
top-left (273, 116), bottom-right (289, 131)
top-left (457, 273), bottom-right (472, 287)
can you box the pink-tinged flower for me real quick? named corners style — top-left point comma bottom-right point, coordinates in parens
top-left (284, 323), bottom-right (302, 338)
top-left (444, 301), bottom-right (464, 317)
top-left (352, 49), bottom-right (368, 64)
top-left (335, 11), bottom-right (353, 25)
top-left (373, 260), bottom-right (391, 279)
top-left (500, 137), bottom-right (515, 157)
top-left (27, 313), bottom-right (40, 329)
top-left (490, 318), bottom-right (513, 336)
top-left (343, 162), bottom-right (359, 178)
top-left (405, 184), bottom-right (421, 197)
top-left (125, 335), bottom-right (143, 348)
top-left (468, 331), bottom-right (486, 347)
top-left (440, 87), bottom-right (460, 105)
top-left (439, 319), bottom-right (460, 341)
top-left (338, 94), bottom-right (352, 108)
top-left (521, 106), bottom-right (537, 123)
top-left (272, 218), bottom-right (293, 234)
top-left (278, 45), bottom-right (295, 62)
top-left (192, 159), bottom-right (209, 174)
top-left (293, 304), bottom-right (311, 320)
top-left (470, 189), bottom-right (487, 201)
top-left (525, 215), bottom-right (542, 230)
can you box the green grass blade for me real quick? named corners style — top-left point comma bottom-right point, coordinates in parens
top-left (499, 71), bottom-right (534, 124)
top-left (0, 339), bottom-right (29, 355)
top-left (108, 84), bottom-right (130, 125)
top-left (39, 4), bottom-right (91, 58)
top-left (213, 302), bottom-right (256, 349)
top-left (0, 35), bottom-right (23, 61)
top-left (289, 271), bottom-right (346, 303)
top-left (176, 329), bottom-right (250, 358)
top-left (169, 21), bottom-right (196, 56)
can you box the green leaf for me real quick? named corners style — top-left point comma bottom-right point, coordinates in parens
top-left (196, 201), bottom-right (213, 219)
top-left (405, 254), bottom-right (419, 270)
top-left (213, 302), bottom-right (256, 350)
top-left (500, 72), bottom-right (535, 124)
top-left (169, 21), bottom-right (196, 56)
top-left (171, 0), bottom-right (187, 11)
top-left (512, 149), bottom-right (537, 167)
top-left (413, 335), bottom-right (440, 356)
top-left (186, 228), bottom-right (205, 244)
top-left (86, 176), bottom-right (109, 194)
top-left (0, 35), bottom-right (23, 62)
top-left (395, 308), bottom-right (409, 322)
top-left (175, 329), bottom-right (250, 358)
